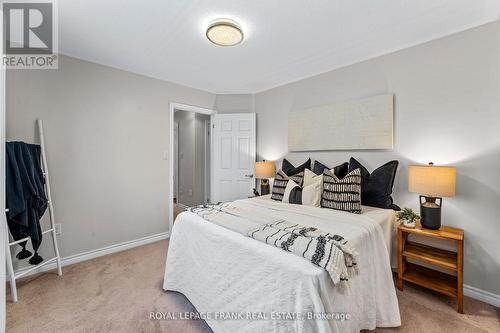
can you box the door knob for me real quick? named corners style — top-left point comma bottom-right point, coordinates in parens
top-left (245, 174), bottom-right (254, 178)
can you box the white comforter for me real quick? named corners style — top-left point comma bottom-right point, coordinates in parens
top-left (163, 196), bottom-right (401, 333)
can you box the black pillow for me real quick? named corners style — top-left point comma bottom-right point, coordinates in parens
top-left (348, 157), bottom-right (400, 211)
top-left (282, 158), bottom-right (311, 176)
top-left (313, 160), bottom-right (349, 178)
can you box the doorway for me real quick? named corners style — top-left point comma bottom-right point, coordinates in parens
top-left (168, 104), bottom-right (257, 230)
top-left (168, 103), bottom-right (215, 230)
top-left (173, 110), bottom-right (210, 208)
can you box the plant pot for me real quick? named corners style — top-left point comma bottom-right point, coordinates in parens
top-left (402, 219), bottom-right (416, 228)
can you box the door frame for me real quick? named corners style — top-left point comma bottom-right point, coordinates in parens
top-left (173, 121), bottom-right (179, 202)
top-left (168, 102), bottom-right (215, 232)
top-left (203, 118), bottom-right (210, 205)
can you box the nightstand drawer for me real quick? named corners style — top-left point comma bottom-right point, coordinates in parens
top-left (402, 241), bottom-right (457, 271)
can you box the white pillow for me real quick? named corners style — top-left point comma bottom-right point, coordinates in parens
top-left (302, 181), bottom-right (322, 207)
top-left (303, 168), bottom-right (323, 187)
top-left (293, 169), bottom-right (321, 207)
top-left (282, 179), bottom-right (300, 203)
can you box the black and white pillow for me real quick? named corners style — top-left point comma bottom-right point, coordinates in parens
top-left (284, 176), bottom-right (321, 207)
top-left (321, 168), bottom-right (362, 214)
top-left (271, 170), bottom-right (289, 201)
top-left (282, 179), bottom-right (300, 203)
top-left (288, 171), bottom-right (304, 187)
top-left (289, 187), bottom-right (302, 205)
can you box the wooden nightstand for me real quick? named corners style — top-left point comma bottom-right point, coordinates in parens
top-left (398, 222), bottom-right (464, 313)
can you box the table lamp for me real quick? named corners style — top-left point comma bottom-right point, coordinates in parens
top-left (408, 162), bottom-right (456, 230)
top-left (255, 161), bottom-right (276, 195)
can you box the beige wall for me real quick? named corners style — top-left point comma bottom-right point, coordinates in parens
top-left (254, 22), bottom-right (500, 296)
top-left (214, 94), bottom-right (254, 113)
top-left (6, 55), bottom-right (215, 267)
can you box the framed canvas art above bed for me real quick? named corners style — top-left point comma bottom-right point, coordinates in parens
top-left (288, 94), bottom-right (394, 151)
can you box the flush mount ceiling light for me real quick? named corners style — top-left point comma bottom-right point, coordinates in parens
top-left (206, 19), bottom-right (243, 46)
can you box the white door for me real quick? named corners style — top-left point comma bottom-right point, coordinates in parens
top-left (212, 113), bottom-right (256, 203)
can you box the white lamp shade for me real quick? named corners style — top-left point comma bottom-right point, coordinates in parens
top-left (255, 161), bottom-right (276, 179)
top-left (408, 164), bottom-right (456, 197)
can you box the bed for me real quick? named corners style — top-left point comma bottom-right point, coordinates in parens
top-left (163, 195), bottom-right (401, 333)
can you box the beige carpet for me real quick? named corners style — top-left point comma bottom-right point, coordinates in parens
top-left (7, 240), bottom-right (499, 333)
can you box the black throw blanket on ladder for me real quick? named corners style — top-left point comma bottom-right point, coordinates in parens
top-left (6, 141), bottom-right (47, 265)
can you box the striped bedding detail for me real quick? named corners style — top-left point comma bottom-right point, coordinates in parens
top-left (248, 220), bottom-right (358, 285)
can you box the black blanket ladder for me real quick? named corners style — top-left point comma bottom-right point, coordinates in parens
top-left (5, 119), bottom-right (63, 302)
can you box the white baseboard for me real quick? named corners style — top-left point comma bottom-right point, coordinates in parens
top-left (13, 232), bottom-right (170, 278)
top-left (464, 284), bottom-right (500, 308)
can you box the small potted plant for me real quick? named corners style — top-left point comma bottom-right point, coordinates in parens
top-left (396, 208), bottom-right (420, 228)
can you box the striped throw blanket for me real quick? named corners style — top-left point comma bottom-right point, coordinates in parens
top-left (189, 203), bottom-right (358, 286)
top-left (248, 221), bottom-right (357, 285)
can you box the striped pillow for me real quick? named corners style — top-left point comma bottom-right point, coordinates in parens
top-left (271, 170), bottom-right (289, 201)
top-left (321, 168), bottom-right (362, 214)
top-left (288, 171), bottom-right (305, 187)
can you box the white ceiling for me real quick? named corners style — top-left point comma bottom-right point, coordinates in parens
top-left (60, 0), bottom-right (500, 94)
